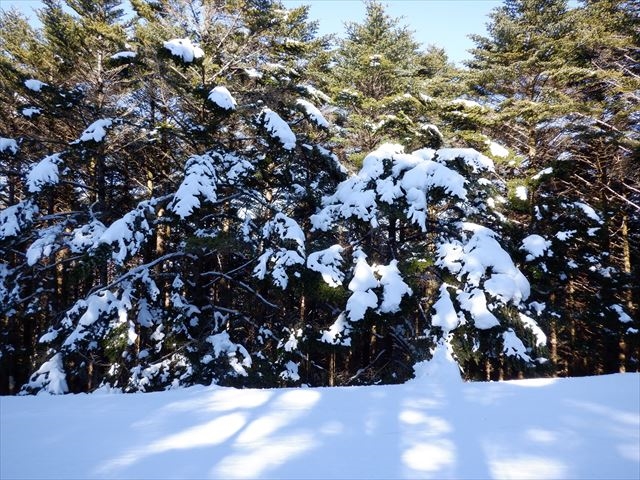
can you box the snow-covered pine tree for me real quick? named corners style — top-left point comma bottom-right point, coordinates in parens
top-left (308, 141), bottom-right (548, 383)
top-left (5, 0), bottom-right (343, 394)
top-left (467, 0), bottom-right (639, 375)
top-left (0, 0), bottom-right (139, 394)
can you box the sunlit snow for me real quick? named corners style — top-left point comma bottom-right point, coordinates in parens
top-left (0, 137), bottom-right (18, 154)
top-left (77, 119), bottom-right (113, 143)
top-left (163, 38), bottom-right (204, 62)
top-left (260, 108), bottom-right (296, 150)
top-left (209, 86), bottom-right (237, 111)
top-left (296, 99), bottom-right (329, 128)
top-left (2, 365), bottom-right (637, 480)
top-left (24, 79), bottom-right (47, 91)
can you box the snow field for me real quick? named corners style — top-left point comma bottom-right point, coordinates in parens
top-left (1, 354), bottom-right (638, 480)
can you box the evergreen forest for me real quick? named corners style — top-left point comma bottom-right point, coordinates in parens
top-left (0, 0), bottom-right (638, 395)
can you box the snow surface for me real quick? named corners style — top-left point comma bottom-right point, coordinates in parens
top-left (0, 137), bottom-right (18, 154)
top-left (26, 153), bottom-right (62, 193)
top-left (163, 38), bottom-right (204, 63)
top-left (296, 99), bottom-right (329, 128)
top-left (521, 234), bottom-right (552, 261)
top-left (24, 79), bottom-right (47, 92)
top-left (77, 119), bottom-right (113, 143)
top-left (110, 51), bottom-right (136, 60)
top-left (515, 185), bottom-right (528, 201)
top-left (260, 108), bottom-right (296, 150)
top-left (208, 86), bottom-right (237, 111)
top-left (21, 107), bottom-right (41, 117)
top-left (1, 365), bottom-right (637, 480)
top-left (487, 141), bottom-right (509, 158)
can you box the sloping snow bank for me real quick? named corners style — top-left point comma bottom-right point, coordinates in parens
top-left (1, 368), bottom-right (638, 479)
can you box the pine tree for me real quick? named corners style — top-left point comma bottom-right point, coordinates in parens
top-left (467, 0), bottom-right (639, 375)
top-left (329, 1), bottom-right (443, 159)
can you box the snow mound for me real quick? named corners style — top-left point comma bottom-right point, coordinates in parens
top-left (411, 339), bottom-right (463, 383)
top-left (26, 153), bottom-right (62, 193)
top-left (77, 119), bottom-right (113, 143)
top-left (111, 51), bottom-right (136, 60)
top-left (208, 86), bottom-right (237, 111)
top-left (24, 79), bottom-right (47, 92)
top-left (163, 38), bottom-right (204, 63)
top-left (260, 108), bottom-right (296, 150)
top-left (521, 234), bottom-right (552, 261)
top-left (296, 99), bottom-right (329, 128)
top-left (0, 137), bottom-right (18, 154)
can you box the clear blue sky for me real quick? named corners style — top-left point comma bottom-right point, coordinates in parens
top-left (4, 0), bottom-right (502, 65)
top-left (282, 1), bottom-right (501, 64)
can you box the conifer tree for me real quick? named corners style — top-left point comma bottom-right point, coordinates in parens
top-left (467, 0), bottom-right (639, 375)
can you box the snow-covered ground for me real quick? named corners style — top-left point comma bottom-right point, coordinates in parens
top-left (2, 350), bottom-right (638, 480)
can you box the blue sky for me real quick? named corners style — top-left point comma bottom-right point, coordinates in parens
top-left (4, 0), bottom-right (502, 65)
top-left (282, 1), bottom-right (502, 64)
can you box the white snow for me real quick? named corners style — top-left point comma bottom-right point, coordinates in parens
top-left (170, 154), bottom-right (218, 219)
top-left (2, 371), bottom-right (637, 480)
top-left (532, 167), bottom-right (553, 180)
top-left (345, 250), bottom-right (378, 321)
top-left (0, 137), bottom-right (18, 154)
top-left (519, 313), bottom-right (547, 347)
top-left (431, 284), bottom-right (460, 333)
top-left (521, 234), bottom-right (552, 261)
top-left (487, 141), bottom-right (509, 158)
top-left (611, 304), bottom-right (633, 323)
top-left (307, 245), bottom-right (344, 287)
top-left (110, 51), bottom-right (137, 60)
top-left (298, 84), bottom-right (331, 103)
top-left (0, 200), bottom-right (37, 239)
top-left (452, 98), bottom-right (483, 108)
top-left (77, 118), bottom-right (113, 143)
top-left (556, 230), bottom-right (576, 241)
top-left (21, 353), bottom-right (68, 395)
top-left (26, 153), bottom-right (62, 193)
top-left (502, 328), bottom-right (532, 361)
top-left (574, 201), bottom-right (603, 224)
top-left (458, 288), bottom-right (500, 329)
top-left (296, 99), bottom-right (329, 128)
top-left (320, 312), bottom-right (351, 345)
top-left (26, 226), bottom-right (61, 266)
top-left (21, 107), bottom-right (41, 117)
top-left (436, 148), bottom-right (495, 173)
top-left (69, 221), bottom-right (106, 253)
top-left (254, 214), bottom-right (306, 289)
top-left (24, 79), bottom-right (47, 92)
top-left (438, 223), bottom-right (530, 305)
top-left (515, 185), bottom-right (528, 201)
top-left (208, 86), bottom-right (237, 111)
top-left (207, 331), bottom-right (252, 377)
top-left (98, 203), bottom-right (153, 264)
top-left (375, 260), bottom-right (412, 313)
top-left (311, 143), bottom-right (479, 233)
top-left (260, 108), bottom-right (296, 150)
top-left (163, 38), bottom-right (204, 62)
top-left (244, 68), bottom-right (263, 79)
